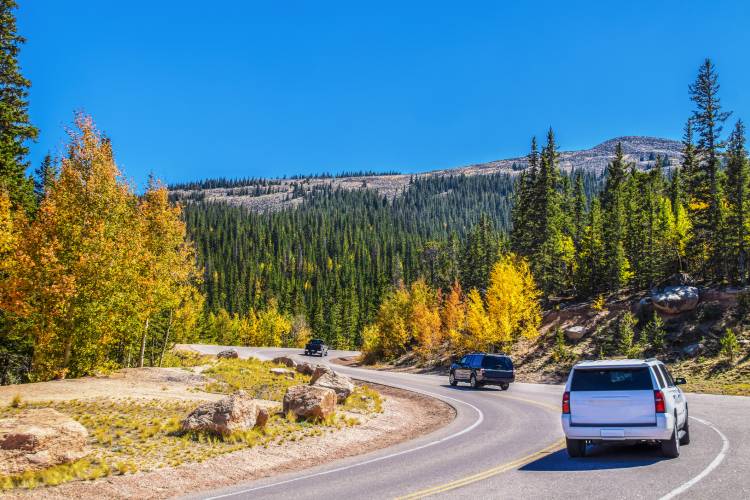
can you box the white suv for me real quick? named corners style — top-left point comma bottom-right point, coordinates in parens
top-left (561, 359), bottom-right (689, 458)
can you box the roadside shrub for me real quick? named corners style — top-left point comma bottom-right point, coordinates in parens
top-left (720, 328), bottom-right (740, 362)
top-left (592, 294), bottom-right (607, 312)
top-left (551, 328), bottom-right (574, 363)
top-left (643, 314), bottom-right (666, 351)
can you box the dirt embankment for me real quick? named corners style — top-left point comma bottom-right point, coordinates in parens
top-left (2, 367), bottom-right (454, 499)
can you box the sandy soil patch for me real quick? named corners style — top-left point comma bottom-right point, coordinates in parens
top-left (5, 381), bottom-right (454, 499)
top-left (0, 368), bottom-right (219, 406)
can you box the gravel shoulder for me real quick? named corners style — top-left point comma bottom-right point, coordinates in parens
top-left (2, 370), bottom-right (454, 499)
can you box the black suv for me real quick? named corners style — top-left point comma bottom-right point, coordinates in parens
top-left (449, 353), bottom-right (514, 390)
top-left (304, 339), bottom-right (329, 357)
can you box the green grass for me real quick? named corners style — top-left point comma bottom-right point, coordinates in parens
top-left (203, 358), bottom-right (310, 400)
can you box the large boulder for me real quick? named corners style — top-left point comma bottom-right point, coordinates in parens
top-left (310, 365), bottom-right (334, 384)
top-left (634, 297), bottom-right (655, 321)
top-left (272, 356), bottom-right (297, 368)
top-left (181, 391), bottom-right (268, 435)
top-left (0, 408), bottom-right (90, 475)
top-left (310, 369), bottom-right (355, 403)
top-left (296, 362), bottom-right (315, 376)
top-left (652, 286), bottom-right (700, 315)
top-left (283, 385), bottom-right (336, 420)
top-left (564, 326), bottom-right (586, 341)
top-left (682, 343), bottom-right (705, 358)
top-left (216, 349), bottom-right (239, 359)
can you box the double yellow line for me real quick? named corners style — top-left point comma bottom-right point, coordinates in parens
top-left (396, 394), bottom-right (565, 500)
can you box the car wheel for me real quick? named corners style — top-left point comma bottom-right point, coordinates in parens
top-left (680, 411), bottom-right (690, 446)
top-left (449, 372), bottom-right (458, 386)
top-left (566, 438), bottom-right (586, 458)
top-left (470, 374), bottom-right (479, 389)
top-left (661, 427), bottom-right (680, 458)
top-left (500, 383), bottom-right (509, 391)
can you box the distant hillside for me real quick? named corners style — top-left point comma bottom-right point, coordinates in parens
top-left (169, 136), bottom-right (682, 212)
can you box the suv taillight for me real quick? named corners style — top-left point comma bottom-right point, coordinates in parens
top-left (654, 390), bottom-right (666, 413)
top-left (562, 391), bottom-right (570, 414)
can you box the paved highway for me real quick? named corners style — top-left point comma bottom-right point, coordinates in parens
top-left (185, 345), bottom-right (750, 499)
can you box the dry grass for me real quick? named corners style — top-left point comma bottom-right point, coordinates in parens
top-left (0, 396), bottom-right (359, 492)
top-left (160, 350), bottom-right (215, 368)
top-left (342, 385), bottom-right (383, 414)
top-left (670, 355), bottom-right (750, 396)
top-left (0, 358), bottom-right (382, 492)
top-left (203, 357), bottom-right (310, 400)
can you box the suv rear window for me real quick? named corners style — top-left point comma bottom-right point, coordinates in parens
top-left (571, 367), bottom-right (653, 391)
top-left (481, 355), bottom-right (513, 370)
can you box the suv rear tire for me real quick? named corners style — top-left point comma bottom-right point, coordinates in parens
top-left (680, 411), bottom-right (691, 445)
top-left (566, 438), bottom-right (586, 458)
top-left (500, 382), bottom-right (509, 391)
top-left (661, 427), bottom-right (680, 458)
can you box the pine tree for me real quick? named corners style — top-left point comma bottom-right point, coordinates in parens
top-left (687, 59), bottom-right (731, 278)
top-left (725, 120), bottom-right (750, 283)
top-left (0, 0), bottom-right (38, 214)
top-left (510, 137), bottom-right (539, 256)
top-left (33, 154), bottom-right (57, 200)
top-left (572, 171), bottom-right (586, 253)
top-left (601, 143), bottom-right (629, 291)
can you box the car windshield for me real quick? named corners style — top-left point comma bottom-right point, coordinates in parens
top-left (481, 355), bottom-right (512, 370)
top-left (309, 339), bottom-right (323, 344)
top-left (571, 367), bottom-right (653, 391)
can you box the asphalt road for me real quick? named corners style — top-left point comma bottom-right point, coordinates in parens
top-left (184, 345), bottom-right (750, 500)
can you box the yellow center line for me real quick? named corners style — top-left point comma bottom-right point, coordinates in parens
top-left (396, 394), bottom-right (564, 500)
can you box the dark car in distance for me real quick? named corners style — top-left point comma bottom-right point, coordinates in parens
top-left (304, 339), bottom-right (329, 357)
top-left (449, 353), bottom-right (514, 390)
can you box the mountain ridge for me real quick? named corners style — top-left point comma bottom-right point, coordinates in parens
top-left (170, 135), bottom-right (682, 211)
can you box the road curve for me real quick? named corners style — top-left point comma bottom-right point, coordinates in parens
top-left (184, 346), bottom-right (750, 500)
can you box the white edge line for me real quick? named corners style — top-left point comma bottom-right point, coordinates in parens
top-left (202, 385), bottom-right (485, 500)
top-left (659, 416), bottom-right (729, 500)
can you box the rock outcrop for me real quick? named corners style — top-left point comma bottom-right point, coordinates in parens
top-left (564, 326), bottom-right (586, 341)
top-left (295, 362), bottom-right (315, 376)
top-left (272, 356), bottom-right (297, 368)
top-left (682, 343), bottom-right (705, 358)
top-left (652, 286), bottom-right (700, 314)
top-left (282, 385), bottom-right (336, 420)
top-left (216, 349), bottom-right (239, 359)
top-left (0, 408), bottom-right (90, 475)
top-left (181, 391), bottom-right (268, 435)
top-left (310, 369), bottom-right (355, 403)
top-left (310, 365), bottom-right (333, 383)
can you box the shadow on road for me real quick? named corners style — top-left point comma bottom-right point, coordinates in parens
top-left (520, 443), bottom-right (668, 472)
top-left (439, 384), bottom-right (505, 392)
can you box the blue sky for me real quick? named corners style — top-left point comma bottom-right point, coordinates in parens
top-left (16, 0), bottom-right (750, 187)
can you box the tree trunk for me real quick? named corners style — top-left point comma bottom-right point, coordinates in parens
top-left (159, 310), bottom-right (173, 367)
top-left (139, 317), bottom-right (149, 368)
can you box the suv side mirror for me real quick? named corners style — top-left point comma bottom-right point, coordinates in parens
top-left (674, 377), bottom-right (687, 385)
